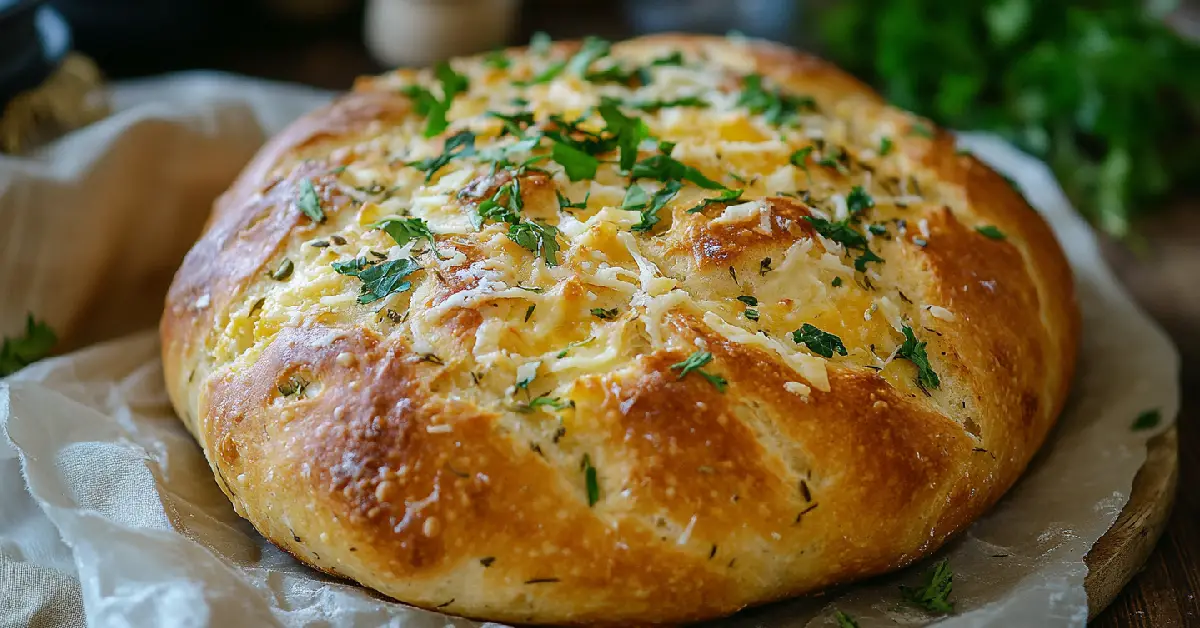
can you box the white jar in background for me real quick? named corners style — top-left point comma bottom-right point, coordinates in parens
top-left (364, 0), bottom-right (520, 68)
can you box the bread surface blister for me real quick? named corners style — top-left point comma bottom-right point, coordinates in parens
top-left (160, 34), bottom-right (1078, 625)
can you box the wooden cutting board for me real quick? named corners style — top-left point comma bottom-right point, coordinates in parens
top-left (1084, 426), bottom-right (1179, 619)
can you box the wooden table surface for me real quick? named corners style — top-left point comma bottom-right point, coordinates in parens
top-left (99, 2), bottom-right (1197, 624)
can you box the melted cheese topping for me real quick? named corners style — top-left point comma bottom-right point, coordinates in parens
top-left (216, 36), bottom-right (966, 414)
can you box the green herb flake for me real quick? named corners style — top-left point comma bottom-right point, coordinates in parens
top-left (556, 337), bottom-right (594, 358)
top-left (976, 225), bottom-right (1007, 240)
top-left (868, 223), bottom-right (888, 235)
top-left (507, 221), bottom-right (562, 266)
top-left (847, 185), bottom-right (875, 216)
top-left (736, 295), bottom-right (759, 306)
top-left (566, 36), bottom-right (612, 76)
top-left (409, 130), bottom-right (476, 181)
top-left (557, 190), bottom-right (590, 210)
top-left (631, 96), bottom-right (708, 112)
top-left (744, 309), bottom-right (760, 321)
top-left (790, 146), bottom-right (814, 168)
top-left (551, 141), bottom-right (599, 181)
top-left (0, 315), bottom-right (56, 377)
top-left (899, 558), bottom-right (954, 614)
top-left (834, 611), bottom-right (860, 628)
top-left (832, 276), bottom-right (843, 287)
top-left (670, 350), bottom-right (728, 392)
top-left (687, 188), bottom-right (743, 214)
top-left (879, 136), bottom-right (894, 156)
top-left (524, 304), bottom-right (536, 322)
top-left (297, 179), bottom-right (325, 223)
top-left (515, 395), bottom-right (572, 414)
top-left (331, 257), bottom-right (421, 304)
top-left (897, 325), bottom-right (940, 390)
top-left (631, 180), bottom-right (682, 232)
top-left (1132, 409), bottom-right (1161, 431)
top-left (737, 73), bottom-right (817, 125)
top-left (791, 323), bottom-right (848, 359)
top-left (632, 153), bottom-right (726, 190)
top-left (590, 307), bottom-right (619, 320)
top-left (377, 217), bottom-right (435, 249)
top-left (582, 454), bottom-right (600, 506)
top-left (597, 98), bottom-right (651, 171)
top-left (484, 50), bottom-right (511, 69)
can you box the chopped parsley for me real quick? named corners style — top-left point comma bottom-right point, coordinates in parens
top-left (686, 188), bottom-right (743, 213)
top-left (790, 146), bottom-right (814, 168)
top-left (557, 190), bottom-right (589, 210)
top-left (409, 130), bottom-right (476, 181)
top-left (831, 276), bottom-right (843, 287)
top-left (582, 454), bottom-right (600, 506)
top-left (738, 73), bottom-right (817, 125)
top-left (590, 307), bottom-right (619, 320)
top-left (868, 223), bottom-right (889, 235)
top-left (670, 351), bottom-right (728, 392)
top-left (331, 257), bottom-right (421, 304)
top-left (556, 337), bottom-right (594, 358)
top-left (518, 36), bottom-right (610, 85)
top-left (377, 217), bottom-right (435, 249)
top-left (817, 145), bottom-right (850, 174)
top-left (736, 295), bottom-right (758, 306)
top-left (846, 185), bottom-right (875, 216)
top-left (0, 315), bottom-right (56, 377)
top-left (488, 110), bottom-right (536, 137)
top-left (900, 559), bottom-right (954, 614)
top-left (834, 611), bottom-right (860, 628)
top-left (566, 36), bottom-right (611, 76)
top-left (879, 136), bottom-right (894, 156)
top-left (975, 225), bottom-right (1007, 240)
top-left (297, 179), bottom-right (325, 223)
top-left (626, 180), bottom-right (682, 232)
top-left (484, 50), bottom-right (510, 69)
top-left (745, 309), bottom-right (760, 321)
top-left (507, 221), bottom-right (562, 266)
top-left (269, 258), bottom-right (294, 281)
top-left (524, 304), bottom-right (536, 322)
top-left (1132, 409), bottom-right (1161, 431)
top-left (792, 323), bottom-right (848, 358)
top-left (473, 178), bottom-right (523, 227)
top-left (803, 215), bottom-right (882, 272)
top-left (631, 152), bottom-right (726, 190)
top-left (630, 96), bottom-right (709, 112)
top-left (400, 61), bottom-right (468, 137)
top-left (515, 395), bottom-right (572, 414)
top-left (597, 98), bottom-right (651, 171)
top-left (896, 325), bottom-right (940, 390)
top-left (550, 141), bottom-right (598, 181)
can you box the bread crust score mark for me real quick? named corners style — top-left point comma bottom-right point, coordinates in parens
top-left (160, 34), bottom-right (1078, 625)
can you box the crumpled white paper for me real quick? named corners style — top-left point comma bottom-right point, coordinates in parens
top-left (0, 73), bottom-right (1180, 628)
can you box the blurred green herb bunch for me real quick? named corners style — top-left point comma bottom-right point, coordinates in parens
top-left (819, 0), bottom-right (1200, 236)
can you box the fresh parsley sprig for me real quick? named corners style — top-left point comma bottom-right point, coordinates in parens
top-left (670, 350), bottom-right (728, 392)
top-left (896, 324), bottom-right (940, 390)
top-left (899, 559), bottom-right (954, 614)
top-left (0, 315), bottom-right (56, 377)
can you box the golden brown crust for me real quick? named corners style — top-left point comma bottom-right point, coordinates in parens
top-left (161, 34), bottom-right (1078, 624)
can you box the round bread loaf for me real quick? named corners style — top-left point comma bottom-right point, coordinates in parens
top-left (161, 34), bottom-right (1078, 625)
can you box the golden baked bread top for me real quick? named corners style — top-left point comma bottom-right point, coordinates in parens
top-left (161, 34), bottom-right (1077, 625)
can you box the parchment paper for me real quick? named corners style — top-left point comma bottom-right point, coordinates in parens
top-left (0, 73), bottom-right (1180, 628)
